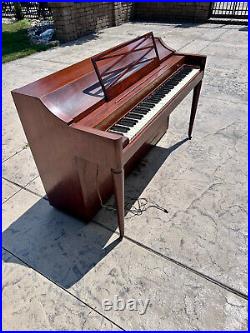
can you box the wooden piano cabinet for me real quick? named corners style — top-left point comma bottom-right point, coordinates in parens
top-left (11, 92), bottom-right (123, 219)
top-left (12, 33), bottom-right (206, 239)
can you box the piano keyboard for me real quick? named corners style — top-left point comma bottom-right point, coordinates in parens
top-left (108, 65), bottom-right (200, 141)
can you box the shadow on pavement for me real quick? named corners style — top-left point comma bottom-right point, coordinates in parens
top-left (94, 137), bottom-right (189, 231)
top-left (2, 137), bottom-right (188, 289)
top-left (2, 199), bottom-right (120, 288)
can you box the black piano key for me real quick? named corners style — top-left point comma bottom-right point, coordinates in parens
top-left (158, 88), bottom-right (170, 93)
top-left (168, 81), bottom-right (178, 86)
top-left (149, 93), bottom-right (161, 98)
top-left (171, 77), bottom-right (182, 81)
top-left (149, 97), bottom-right (162, 102)
top-left (145, 94), bottom-right (155, 99)
top-left (144, 95), bottom-right (156, 100)
top-left (118, 119), bottom-right (137, 127)
top-left (159, 88), bottom-right (171, 94)
top-left (142, 99), bottom-right (152, 104)
top-left (153, 93), bottom-right (164, 98)
top-left (109, 129), bottom-right (124, 135)
top-left (133, 108), bottom-right (148, 115)
top-left (110, 125), bottom-right (130, 133)
top-left (141, 102), bottom-right (155, 107)
top-left (139, 106), bottom-right (151, 111)
top-left (136, 105), bottom-right (151, 111)
top-left (162, 83), bottom-right (174, 88)
top-left (154, 94), bottom-right (165, 99)
top-left (151, 90), bottom-right (165, 99)
top-left (159, 86), bottom-right (171, 91)
top-left (147, 101), bottom-right (160, 105)
top-left (146, 100), bottom-right (159, 106)
top-left (127, 112), bottom-right (144, 120)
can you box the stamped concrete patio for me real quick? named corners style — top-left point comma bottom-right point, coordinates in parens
top-left (2, 22), bottom-right (248, 330)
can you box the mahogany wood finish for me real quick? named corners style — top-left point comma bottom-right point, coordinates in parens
top-left (112, 168), bottom-right (125, 238)
top-left (188, 80), bottom-right (202, 140)
top-left (12, 32), bottom-right (206, 239)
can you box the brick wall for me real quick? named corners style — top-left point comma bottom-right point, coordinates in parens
top-left (50, 2), bottom-right (212, 42)
top-left (49, 2), bottom-right (133, 42)
top-left (134, 2), bottom-right (211, 22)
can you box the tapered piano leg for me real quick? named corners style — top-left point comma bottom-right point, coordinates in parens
top-left (188, 80), bottom-right (202, 140)
top-left (112, 168), bottom-right (125, 239)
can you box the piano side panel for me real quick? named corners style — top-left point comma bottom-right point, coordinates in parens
top-left (74, 157), bottom-right (114, 220)
top-left (11, 92), bottom-right (86, 218)
top-left (11, 93), bottom-right (123, 221)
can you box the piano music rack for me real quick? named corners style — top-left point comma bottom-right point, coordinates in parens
top-left (91, 32), bottom-right (160, 101)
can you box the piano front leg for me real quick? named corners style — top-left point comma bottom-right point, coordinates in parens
top-left (111, 167), bottom-right (125, 239)
top-left (188, 80), bottom-right (202, 140)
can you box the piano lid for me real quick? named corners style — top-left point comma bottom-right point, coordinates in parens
top-left (12, 33), bottom-right (175, 124)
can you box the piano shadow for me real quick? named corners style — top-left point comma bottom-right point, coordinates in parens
top-left (95, 137), bottom-right (189, 231)
top-left (2, 137), bottom-right (188, 289)
top-left (2, 198), bottom-right (121, 289)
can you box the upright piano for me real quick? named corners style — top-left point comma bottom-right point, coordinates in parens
top-left (12, 32), bottom-right (206, 238)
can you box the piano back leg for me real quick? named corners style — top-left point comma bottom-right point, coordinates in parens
top-left (188, 80), bottom-right (202, 140)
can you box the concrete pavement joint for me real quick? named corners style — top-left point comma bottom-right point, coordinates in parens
top-left (177, 38), bottom-right (196, 51)
top-left (27, 57), bottom-right (72, 65)
top-left (200, 26), bottom-right (244, 54)
top-left (92, 220), bottom-right (248, 301)
top-left (2, 145), bottom-right (29, 163)
top-left (2, 176), bottom-right (43, 203)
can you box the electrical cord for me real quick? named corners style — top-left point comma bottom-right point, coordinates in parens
top-left (96, 166), bottom-right (168, 217)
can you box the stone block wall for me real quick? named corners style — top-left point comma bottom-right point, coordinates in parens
top-left (49, 2), bottom-right (133, 42)
top-left (134, 2), bottom-right (212, 22)
top-left (49, 2), bottom-right (212, 42)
